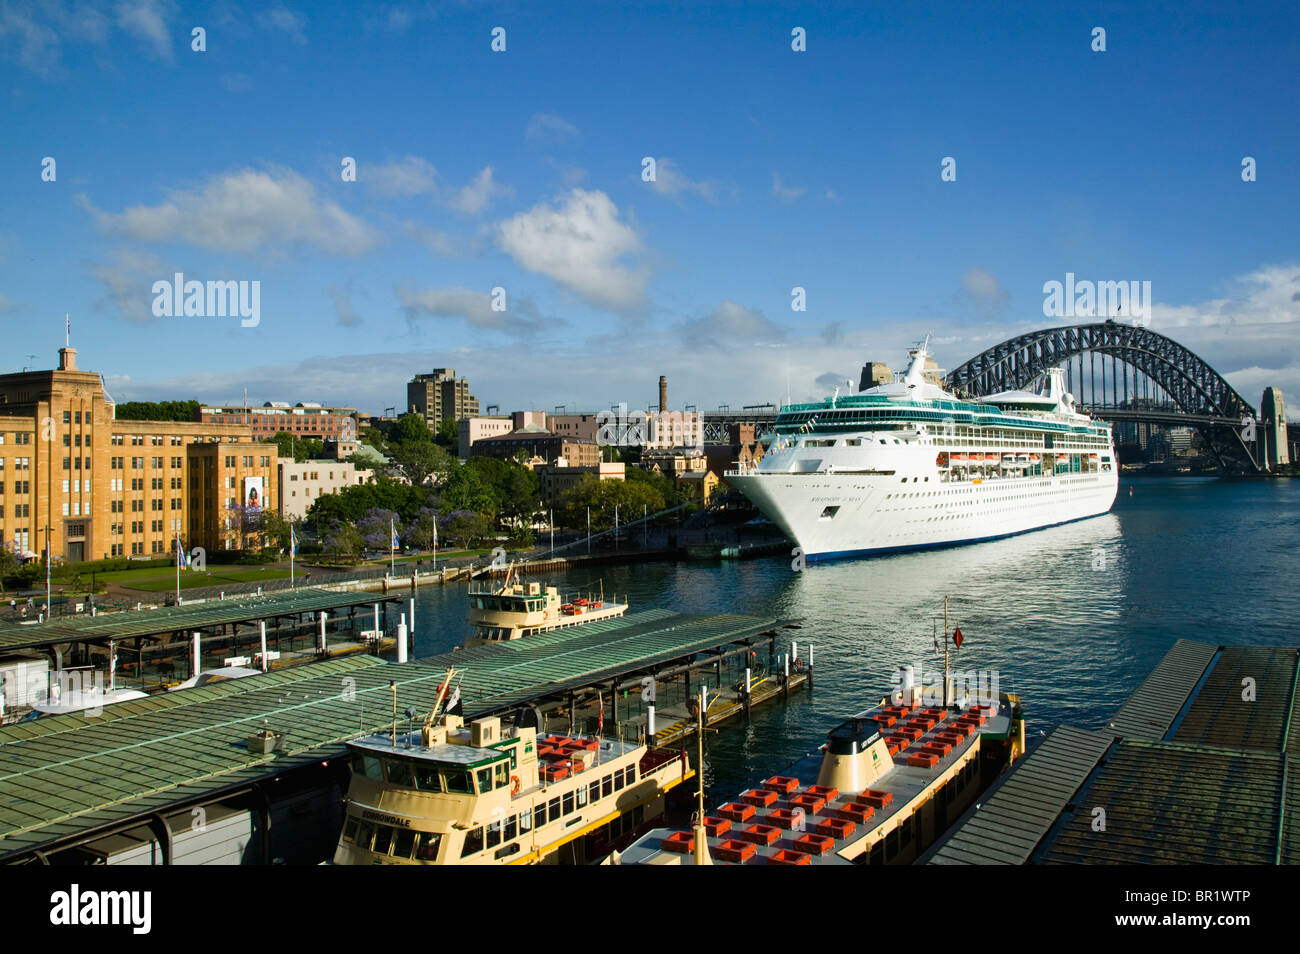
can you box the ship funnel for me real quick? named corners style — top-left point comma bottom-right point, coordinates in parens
top-left (815, 717), bottom-right (894, 793)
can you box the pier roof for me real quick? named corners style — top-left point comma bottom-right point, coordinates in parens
top-left (0, 609), bottom-right (788, 860)
top-left (923, 640), bottom-right (1300, 865)
top-left (0, 587), bottom-right (404, 654)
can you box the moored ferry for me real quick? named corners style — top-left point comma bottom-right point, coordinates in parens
top-left (726, 339), bottom-right (1118, 561)
top-left (465, 570), bottom-right (627, 647)
top-left (614, 666), bottom-right (1025, 866)
top-left (332, 672), bottom-right (693, 865)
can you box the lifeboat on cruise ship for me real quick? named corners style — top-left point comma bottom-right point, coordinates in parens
top-left (1029, 454), bottom-right (1041, 464)
top-left (983, 453), bottom-right (999, 463)
top-left (951, 453), bottom-right (968, 464)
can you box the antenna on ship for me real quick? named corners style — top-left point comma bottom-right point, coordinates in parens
top-left (692, 688), bottom-right (712, 865)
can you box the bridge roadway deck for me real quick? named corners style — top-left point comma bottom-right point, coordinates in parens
top-left (0, 609), bottom-right (789, 861)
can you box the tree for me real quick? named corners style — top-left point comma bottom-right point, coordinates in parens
top-left (436, 465), bottom-right (497, 516)
top-left (113, 400), bottom-right (201, 422)
top-left (263, 432), bottom-right (325, 463)
top-left (392, 412), bottom-right (433, 445)
top-left (390, 440), bottom-right (452, 488)
top-left (405, 507), bottom-right (440, 550)
top-left (435, 418), bottom-right (458, 449)
top-left (357, 508), bottom-right (401, 551)
top-left (323, 523), bottom-right (363, 561)
top-left (260, 510), bottom-right (293, 552)
top-left (441, 510), bottom-right (493, 548)
top-left (556, 475), bottom-right (665, 533)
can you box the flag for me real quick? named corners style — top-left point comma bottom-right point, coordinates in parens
top-left (446, 677), bottom-right (463, 717)
top-left (175, 534), bottom-right (189, 569)
top-left (432, 517), bottom-right (438, 550)
top-left (290, 526), bottom-right (298, 556)
top-left (953, 626), bottom-right (964, 649)
top-left (597, 694), bottom-right (605, 736)
top-left (390, 517), bottom-right (399, 550)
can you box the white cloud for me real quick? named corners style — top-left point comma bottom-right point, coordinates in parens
top-left (497, 188), bottom-right (649, 315)
top-left (449, 166), bottom-right (511, 214)
top-left (677, 301), bottom-right (786, 348)
top-left (258, 2), bottom-right (307, 44)
top-left (87, 247), bottom-right (166, 323)
top-left (368, 156), bottom-right (438, 197)
top-left (329, 283), bottom-right (362, 327)
top-left (79, 167), bottom-right (381, 255)
top-left (648, 158), bottom-right (717, 203)
top-left (398, 285), bottom-right (543, 335)
top-left (772, 172), bottom-right (805, 202)
top-left (526, 113), bottom-right (579, 145)
top-left (115, 0), bottom-right (175, 60)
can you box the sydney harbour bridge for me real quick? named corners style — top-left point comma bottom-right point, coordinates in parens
top-left (701, 321), bottom-right (1266, 474)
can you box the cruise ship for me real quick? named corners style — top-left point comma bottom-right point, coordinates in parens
top-left (727, 340), bottom-right (1118, 562)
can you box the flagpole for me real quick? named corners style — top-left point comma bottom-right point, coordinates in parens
top-left (549, 509), bottom-right (554, 557)
top-left (175, 534), bottom-right (181, 605)
top-left (390, 517), bottom-right (396, 576)
top-left (943, 596), bottom-right (950, 708)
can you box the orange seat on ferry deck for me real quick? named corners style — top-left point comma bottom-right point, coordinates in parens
top-left (704, 816), bottom-right (731, 837)
top-left (715, 839), bottom-right (758, 863)
top-left (767, 808), bottom-right (802, 829)
top-left (921, 741), bottom-right (952, 756)
top-left (858, 789), bottom-right (893, 808)
top-left (661, 831), bottom-right (694, 853)
top-left (718, 802), bottom-right (756, 823)
top-left (762, 775), bottom-right (800, 794)
top-left (768, 849), bottom-right (813, 865)
top-left (788, 793), bottom-right (827, 814)
top-left (542, 762), bottom-right (570, 781)
top-left (738, 824), bottom-right (781, 846)
top-left (907, 752), bottom-right (939, 768)
top-left (794, 833), bottom-right (836, 856)
top-left (810, 817), bottom-right (855, 840)
top-left (873, 714), bottom-right (897, 728)
top-left (740, 788), bottom-right (778, 808)
top-left (836, 802), bottom-right (875, 824)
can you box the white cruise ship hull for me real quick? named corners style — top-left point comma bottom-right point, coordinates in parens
top-left (729, 468), bottom-right (1118, 562)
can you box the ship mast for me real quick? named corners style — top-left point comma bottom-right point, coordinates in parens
top-left (943, 597), bottom-right (951, 708)
top-left (692, 688), bottom-right (712, 865)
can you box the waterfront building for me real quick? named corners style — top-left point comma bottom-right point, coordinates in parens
top-left (408, 368), bottom-right (480, 432)
top-left (278, 458), bottom-right (375, 521)
top-left (0, 348), bottom-right (276, 561)
top-left (472, 427), bottom-right (600, 467)
top-left (458, 416), bottom-right (514, 458)
top-left (537, 460), bottom-right (625, 505)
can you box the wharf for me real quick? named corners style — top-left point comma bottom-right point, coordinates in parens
top-left (0, 609), bottom-right (798, 864)
top-left (921, 640), bottom-right (1300, 865)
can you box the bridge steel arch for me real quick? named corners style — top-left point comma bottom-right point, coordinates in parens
top-left (945, 322), bottom-right (1262, 473)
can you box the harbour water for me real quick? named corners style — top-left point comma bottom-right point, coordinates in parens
top-left (408, 477), bottom-right (1300, 798)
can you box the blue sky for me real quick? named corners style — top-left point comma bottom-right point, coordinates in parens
top-left (2, 0), bottom-right (1298, 417)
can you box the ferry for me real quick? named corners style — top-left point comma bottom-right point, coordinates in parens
top-left (465, 569), bottom-right (627, 647)
top-left (332, 671), bottom-right (694, 865)
top-left (614, 667), bottom-right (1025, 865)
top-left (726, 339), bottom-right (1118, 561)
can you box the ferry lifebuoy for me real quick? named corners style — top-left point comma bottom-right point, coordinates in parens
top-left (511, 774), bottom-right (521, 795)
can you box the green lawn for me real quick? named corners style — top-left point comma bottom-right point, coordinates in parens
top-left (99, 565), bottom-right (294, 592)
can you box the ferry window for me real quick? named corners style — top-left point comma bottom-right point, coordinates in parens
top-left (495, 762), bottom-right (510, 788)
top-left (602, 776), bottom-right (613, 799)
top-left (445, 770), bottom-right (473, 794)
top-left (461, 827), bottom-right (484, 857)
top-left (393, 828), bottom-right (416, 859)
top-left (353, 754), bottom-right (382, 779)
top-left (505, 815), bottom-right (518, 840)
top-left (415, 833), bottom-right (441, 861)
top-left (415, 766), bottom-right (443, 792)
top-left (386, 760), bottom-right (413, 787)
top-left (506, 744), bottom-right (518, 770)
top-left (626, 765), bottom-right (637, 784)
top-left (589, 781), bottom-right (601, 803)
top-left (576, 786), bottom-right (588, 807)
top-left (563, 791), bottom-right (575, 815)
top-left (343, 818), bottom-right (359, 844)
top-left (534, 805), bottom-right (546, 829)
top-left (548, 797), bottom-right (561, 823)
top-left (614, 771), bottom-right (625, 792)
top-left (373, 825), bottom-right (394, 856)
top-left (476, 768), bottom-right (493, 793)
top-left (486, 822), bottom-right (502, 849)
top-left (519, 809), bottom-right (532, 832)
top-left (356, 821), bottom-right (376, 851)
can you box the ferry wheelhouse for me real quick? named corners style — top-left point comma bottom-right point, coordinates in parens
top-left (333, 673), bottom-right (692, 865)
top-left (726, 339), bottom-right (1117, 561)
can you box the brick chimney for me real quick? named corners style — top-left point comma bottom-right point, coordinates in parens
top-left (659, 375), bottom-right (667, 412)
top-left (58, 347), bottom-right (77, 371)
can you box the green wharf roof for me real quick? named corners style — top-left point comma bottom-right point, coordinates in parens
top-left (0, 587), bottom-right (404, 654)
top-left (925, 640), bottom-right (1300, 865)
top-left (0, 608), bottom-right (789, 859)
